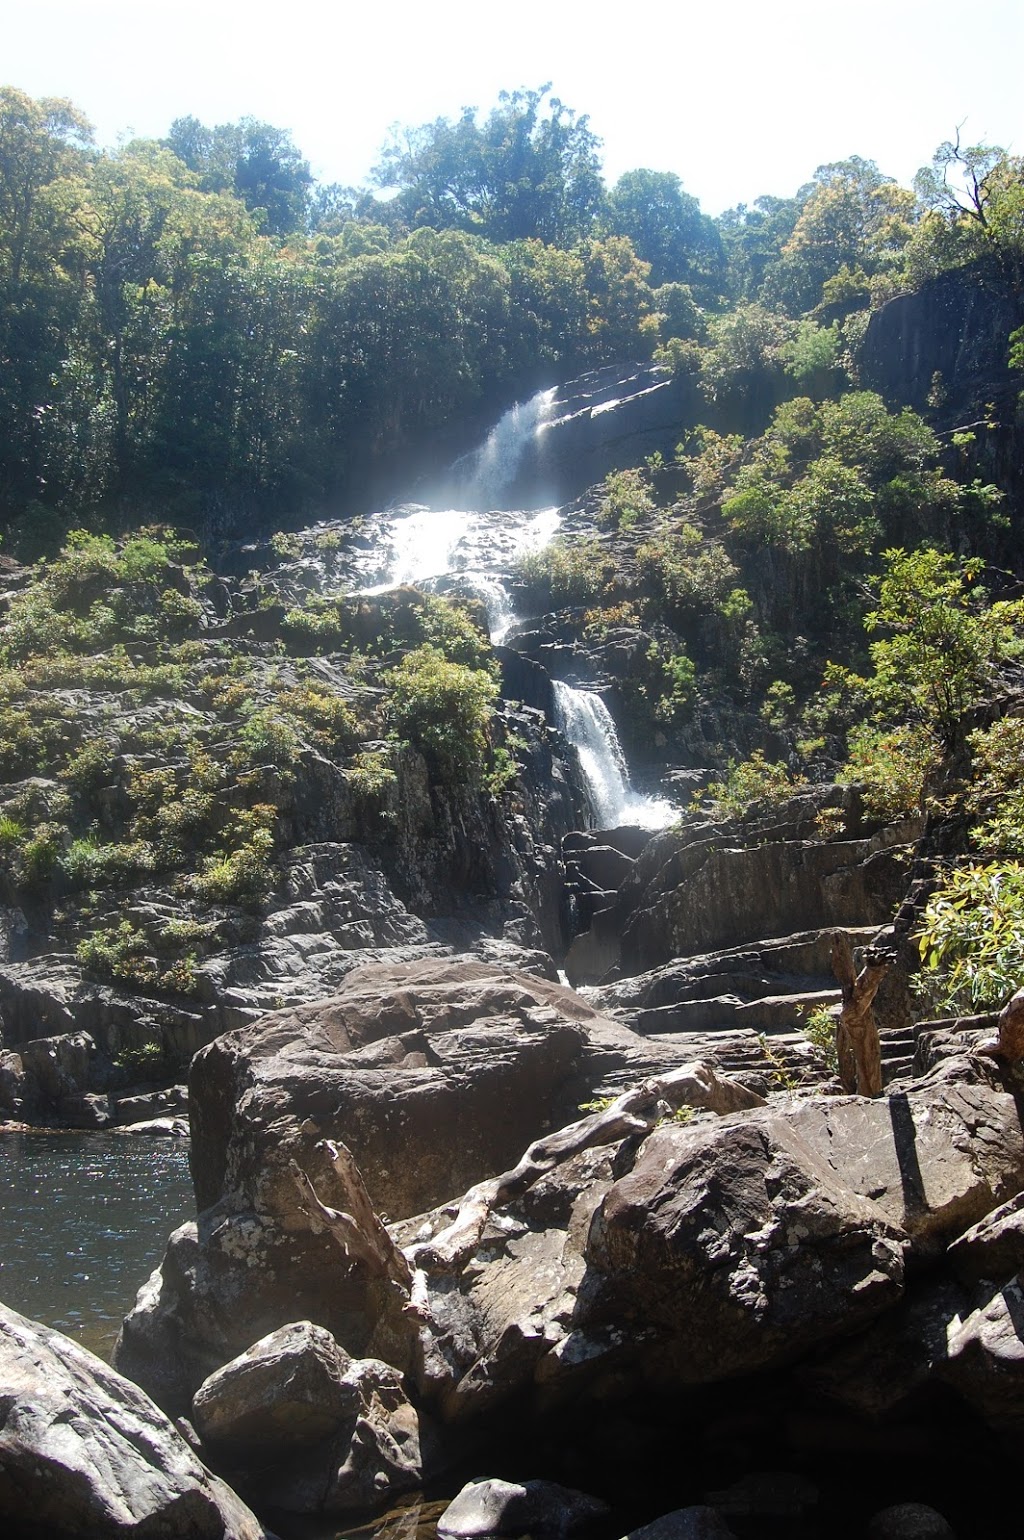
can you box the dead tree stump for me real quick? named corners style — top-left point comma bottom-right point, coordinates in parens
top-left (830, 932), bottom-right (893, 1098)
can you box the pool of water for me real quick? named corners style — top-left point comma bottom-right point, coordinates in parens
top-left (0, 1130), bottom-right (194, 1359)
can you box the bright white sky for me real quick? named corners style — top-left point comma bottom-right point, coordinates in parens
top-left (4, 0), bottom-right (1021, 215)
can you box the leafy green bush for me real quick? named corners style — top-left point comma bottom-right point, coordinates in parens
top-left (236, 708), bottom-right (301, 769)
top-left (917, 861), bottom-right (1024, 1014)
top-left (697, 751), bottom-right (799, 821)
top-left (190, 827), bottom-right (276, 906)
top-left (515, 537), bottom-right (615, 606)
top-left (966, 716), bottom-right (1024, 856)
top-left (842, 723), bottom-right (940, 821)
top-left (387, 643), bottom-right (498, 782)
top-left (598, 467), bottom-right (656, 530)
top-left (63, 836), bottom-right (156, 889)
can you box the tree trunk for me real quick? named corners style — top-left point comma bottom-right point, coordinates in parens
top-left (830, 931), bottom-right (891, 1098)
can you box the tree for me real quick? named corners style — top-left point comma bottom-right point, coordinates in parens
top-left (166, 115), bottom-right (313, 235)
top-left (604, 169), bottom-right (723, 292)
top-left (374, 86), bottom-right (604, 246)
top-left (0, 88), bottom-right (94, 520)
top-left (854, 547), bottom-right (1024, 748)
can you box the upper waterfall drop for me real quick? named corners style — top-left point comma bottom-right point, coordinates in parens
top-left (553, 682), bottom-right (676, 832)
top-left (446, 387), bottom-right (557, 511)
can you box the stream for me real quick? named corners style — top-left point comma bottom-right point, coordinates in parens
top-left (0, 1130), bottom-right (192, 1358)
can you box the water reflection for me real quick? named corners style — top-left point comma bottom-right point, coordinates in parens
top-left (0, 1130), bottom-right (193, 1359)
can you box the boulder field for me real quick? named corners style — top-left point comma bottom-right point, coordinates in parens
top-left (67, 954), bottom-right (1022, 1536)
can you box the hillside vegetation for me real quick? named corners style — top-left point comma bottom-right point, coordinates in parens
top-left (2, 83), bottom-right (1024, 1028)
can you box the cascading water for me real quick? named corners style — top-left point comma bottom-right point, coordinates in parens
top-left (447, 387), bottom-right (557, 510)
top-left (553, 682), bottom-right (675, 831)
top-left (352, 383), bottom-right (676, 830)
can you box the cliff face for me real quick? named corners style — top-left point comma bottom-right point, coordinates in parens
top-left (860, 265), bottom-right (1024, 528)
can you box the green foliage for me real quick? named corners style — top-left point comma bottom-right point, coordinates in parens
top-left (847, 547), bottom-right (1024, 747)
top-left (344, 749), bottom-right (398, 801)
top-left (515, 537), bottom-right (615, 606)
top-left (598, 467), bottom-right (656, 531)
top-left (236, 708), bottom-right (301, 769)
top-left (965, 717), bottom-right (1024, 856)
top-left (842, 723), bottom-right (940, 821)
top-left (801, 1005), bottom-right (840, 1075)
top-left (387, 644), bottom-right (498, 783)
top-left (917, 861), bottom-right (1024, 1014)
top-left (190, 826), bottom-right (276, 906)
top-left (63, 836), bottom-right (156, 890)
top-left (637, 521), bottom-right (739, 619)
top-left (697, 751), bottom-right (798, 821)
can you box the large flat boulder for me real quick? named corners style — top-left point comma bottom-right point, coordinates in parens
top-left (189, 957), bottom-right (676, 1218)
top-left (783, 1056), bottom-right (1024, 1251)
top-left (586, 1112), bottom-right (907, 1385)
top-left (0, 1302), bottom-right (266, 1539)
top-left (117, 959), bottom-right (678, 1413)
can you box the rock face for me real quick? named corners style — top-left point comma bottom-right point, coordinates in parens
top-left (563, 789), bottom-right (919, 986)
top-left (586, 1112), bottom-right (908, 1383)
top-left (0, 1302), bottom-right (267, 1539)
top-left (188, 957), bottom-right (674, 1219)
top-left (114, 959), bottom-right (681, 1412)
top-left (192, 1321), bottom-right (422, 1514)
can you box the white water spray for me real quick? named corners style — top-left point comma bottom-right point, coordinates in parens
top-left (553, 683), bottom-right (675, 831)
top-left (449, 387), bottom-right (556, 510)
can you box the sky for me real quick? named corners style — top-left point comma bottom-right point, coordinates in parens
top-left (4, 0), bottom-right (1021, 215)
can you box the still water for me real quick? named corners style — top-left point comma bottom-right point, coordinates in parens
top-left (0, 1130), bottom-right (193, 1359)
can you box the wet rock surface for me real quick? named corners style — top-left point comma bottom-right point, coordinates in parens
top-left (0, 1302), bottom-right (268, 1539)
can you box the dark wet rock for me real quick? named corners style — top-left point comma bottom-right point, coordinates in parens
top-left (437, 1476), bottom-right (608, 1538)
top-left (939, 1274), bottom-right (1024, 1440)
top-left (866, 1502), bottom-right (957, 1539)
top-left (704, 1469), bottom-right (819, 1520)
top-left (0, 1301), bottom-right (267, 1539)
top-left (619, 825), bottom-right (916, 975)
top-left (621, 1509), bottom-right (738, 1540)
top-left (192, 1321), bottom-right (421, 1515)
top-left (803, 1278), bottom-right (976, 1419)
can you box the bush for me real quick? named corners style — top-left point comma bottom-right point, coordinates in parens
top-left (514, 538), bottom-right (615, 606)
top-left (387, 643), bottom-right (498, 782)
top-left (917, 861), bottom-right (1024, 1014)
top-left (841, 723), bottom-right (940, 821)
top-left (696, 751), bottom-right (799, 821)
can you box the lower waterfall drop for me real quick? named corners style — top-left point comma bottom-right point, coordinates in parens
top-left (553, 682), bottom-right (675, 831)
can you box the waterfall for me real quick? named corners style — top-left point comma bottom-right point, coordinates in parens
top-left (553, 683), bottom-right (675, 831)
top-left (447, 387), bottom-right (556, 510)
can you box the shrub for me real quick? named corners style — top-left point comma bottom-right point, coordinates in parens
top-left (514, 538), bottom-right (615, 606)
top-left (598, 467), bottom-right (656, 530)
top-left (387, 643), bottom-right (498, 783)
top-left (966, 716), bottom-right (1024, 856)
top-left (697, 751), bottom-right (799, 821)
top-left (916, 861), bottom-right (1024, 1014)
top-left (236, 708), bottom-right (300, 769)
top-left (190, 828), bottom-right (276, 906)
top-left (841, 723), bottom-right (940, 821)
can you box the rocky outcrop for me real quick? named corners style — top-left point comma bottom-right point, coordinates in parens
top-left (192, 1321), bottom-right (422, 1514)
top-left (114, 959), bottom-right (683, 1412)
top-left (562, 790), bottom-right (920, 986)
top-left (0, 1302), bottom-right (267, 1539)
